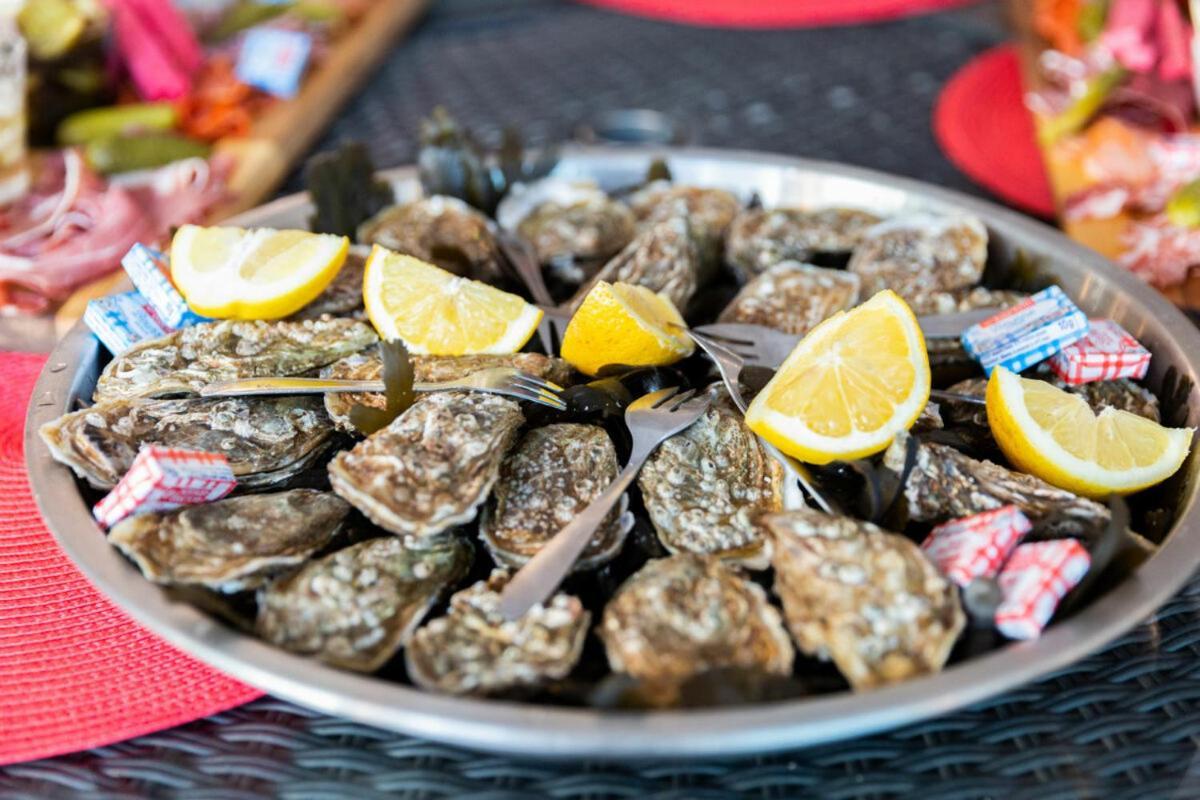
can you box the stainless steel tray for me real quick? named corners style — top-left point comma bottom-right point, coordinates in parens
top-left (23, 146), bottom-right (1200, 759)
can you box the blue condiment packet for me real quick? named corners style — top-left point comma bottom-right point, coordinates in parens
top-left (84, 290), bottom-right (173, 355)
top-left (236, 28), bottom-right (312, 99)
top-left (962, 285), bottom-right (1089, 375)
top-left (122, 243), bottom-right (206, 328)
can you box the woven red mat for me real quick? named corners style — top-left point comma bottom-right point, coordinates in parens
top-left (933, 43), bottom-right (1056, 217)
top-left (577, 0), bottom-right (981, 28)
top-left (0, 351), bottom-right (260, 766)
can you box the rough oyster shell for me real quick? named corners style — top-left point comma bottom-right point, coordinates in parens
top-left (717, 261), bottom-right (861, 336)
top-left (481, 423), bottom-right (630, 570)
top-left (725, 207), bottom-right (881, 279)
top-left (906, 285), bottom-right (1027, 317)
top-left (848, 213), bottom-right (987, 304)
top-left (883, 430), bottom-right (1110, 539)
top-left (289, 245), bottom-right (369, 320)
top-left (357, 195), bottom-right (505, 282)
top-left (257, 536), bottom-right (470, 672)
top-left (760, 508), bottom-right (965, 690)
top-left (571, 209), bottom-right (700, 312)
top-left (94, 318), bottom-right (378, 402)
top-left (108, 490), bottom-right (350, 592)
top-left (625, 181), bottom-right (740, 275)
top-left (599, 554), bottom-right (794, 688)
top-left (40, 396), bottom-right (333, 489)
top-left (637, 388), bottom-right (784, 568)
top-left (321, 350), bottom-right (572, 433)
top-left (944, 376), bottom-right (1161, 436)
top-left (405, 569), bottom-right (590, 695)
top-left (328, 392), bottom-right (524, 542)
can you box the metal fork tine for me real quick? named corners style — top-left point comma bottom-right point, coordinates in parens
top-left (649, 386), bottom-right (682, 408)
top-left (510, 372), bottom-right (566, 394)
top-left (503, 386), bottom-right (567, 410)
top-left (666, 388), bottom-right (699, 411)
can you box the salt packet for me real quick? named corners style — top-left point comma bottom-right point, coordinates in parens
top-left (962, 285), bottom-right (1089, 374)
top-left (994, 540), bottom-right (1091, 640)
top-left (93, 446), bottom-right (237, 529)
top-left (1048, 318), bottom-right (1151, 385)
top-left (921, 505), bottom-right (1031, 588)
top-left (83, 290), bottom-right (172, 355)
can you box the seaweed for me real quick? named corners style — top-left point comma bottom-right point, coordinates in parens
top-left (348, 339), bottom-right (416, 436)
top-left (305, 142), bottom-right (394, 238)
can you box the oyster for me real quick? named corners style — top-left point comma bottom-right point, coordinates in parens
top-left (572, 209), bottom-right (700, 311)
top-left (108, 490), bottom-right (350, 592)
top-left (289, 246), bottom-right (368, 320)
top-left (405, 570), bottom-right (590, 695)
top-left (481, 423), bottom-right (629, 570)
top-left (907, 285), bottom-right (1027, 316)
top-left (625, 182), bottom-right (740, 275)
top-left (883, 431), bottom-right (1110, 539)
top-left (848, 213), bottom-right (988, 304)
top-left (322, 350), bottom-right (572, 433)
top-left (717, 261), bottom-right (861, 336)
top-left (328, 392), bottom-right (524, 541)
top-left (725, 207), bottom-right (881, 279)
top-left (496, 179), bottom-right (636, 289)
top-left (599, 555), bottom-right (794, 692)
top-left (760, 508), bottom-right (965, 690)
top-left (257, 536), bottom-right (470, 672)
top-left (637, 387), bottom-right (784, 568)
top-left (40, 396), bottom-right (332, 489)
top-left (943, 376), bottom-right (1161, 435)
top-left (357, 195), bottom-right (505, 282)
top-left (94, 318), bottom-right (377, 402)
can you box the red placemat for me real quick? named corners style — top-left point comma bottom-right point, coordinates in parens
top-left (577, 0), bottom-right (981, 28)
top-left (0, 352), bottom-right (261, 766)
top-left (933, 43), bottom-right (1057, 218)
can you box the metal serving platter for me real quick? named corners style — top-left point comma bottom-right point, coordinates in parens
top-left (24, 146), bottom-right (1200, 759)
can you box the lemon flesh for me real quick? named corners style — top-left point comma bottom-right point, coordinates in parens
top-left (560, 281), bottom-right (693, 376)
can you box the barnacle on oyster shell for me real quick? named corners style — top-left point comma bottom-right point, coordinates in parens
top-left (760, 507), bottom-right (965, 690)
top-left (109, 490), bottom-right (350, 592)
top-left (848, 213), bottom-right (987, 305)
top-left (94, 318), bottom-right (378, 402)
top-left (328, 392), bottom-right (524, 542)
top-left (257, 536), bottom-right (471, 672)
top-left (40, 396), bottom-right (333, 489)
top-left (725, 207), bottom-right (880, 279)
top-left (637, 387), bottom-right (783, 568)
top-left (718, 261), bottom-right (861, 336)
top-left (405, 570), bottom-right (590, 695)
top-left (357, 195), bottom-right (506, 282)
top-left (481, 423), bottom-right (630, 570)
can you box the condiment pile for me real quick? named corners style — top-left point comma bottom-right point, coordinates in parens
top-left (36, 116), bottom-right (1198, 709)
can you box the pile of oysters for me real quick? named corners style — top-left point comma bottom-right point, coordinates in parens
top-left (38, 155), bottom-right (1183, 709)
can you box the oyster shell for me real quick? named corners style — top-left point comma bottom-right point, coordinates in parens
top-left (321, 350), bottom-right (572, 433)
top-left (625, 182), bottom-right (740, 275)
top-left (883, 430), bottom-right (1110, 539)
top-left (289, 246), bottom-right (368, 320)
top-left (943, 375), bottom-right (1161, 435)
top-left (907, 286), bottom-right (1027, 317)
top-left (637, 387), bottom-right (784, 568)
top-left (357, 195), bottom-right (505, 282)
top-left (717, 261), bottom-right (861, 336)
top-left (848, 213), bottom-right (987, 304)
top-left (599, 554), bottom-right (794, 689)
top-left (108, 490), bottom-right (350, 592)
top-left (40, 396), bottom-right (332, 489)
top-left (481, 423), bottom-right (629, 570)
top-left (572, 210), bottom-right (700, 312)
top-left (257, 536), bottom-right (470, 672)
top-left (405, 570), bottom-right (590, 695)
top-left (725, 207), bottom-right (881, 279)
top-left (328, 392), bottom-right (524, 541)
top-left (94, 318), bottom-right (378, 402)
top-left (760, 508), bottom-right (965, 690)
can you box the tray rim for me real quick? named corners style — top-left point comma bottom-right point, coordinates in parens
top-left (24, 145), bottom-right (1200, 759)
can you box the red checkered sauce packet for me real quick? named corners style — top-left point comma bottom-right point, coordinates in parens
top-left (994, 540), bottom-right (1091, 640)
top-left (921, 505), bottom-right (1031, 587)
top-left (1047, 318), bottom-right (1151, 385)
top-left (93, 446), bottom-right (237, 529)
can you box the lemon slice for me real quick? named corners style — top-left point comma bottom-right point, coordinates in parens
top-left (745, 290), bottom-right (930, 464)
top-left (363, 246), bottom-right (542, 355)
top-left (171, 225), bottom-right (349, 320)
top-left (560, 281), bottom-right (694, 376)
top-left (986, 366), bottom-right (1193, 498)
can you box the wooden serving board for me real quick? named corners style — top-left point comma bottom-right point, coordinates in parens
top-left (34, 0), bottom-right (428, 346)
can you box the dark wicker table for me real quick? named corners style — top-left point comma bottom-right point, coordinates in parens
top-left (6, 2), bottom-right (1200, 797)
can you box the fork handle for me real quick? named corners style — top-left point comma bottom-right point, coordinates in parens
top-left (497, 458), bottom-right (644, 620)
top-left (200, 377), bottom-right (460, 397)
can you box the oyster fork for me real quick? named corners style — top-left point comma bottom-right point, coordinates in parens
top-left (495, 229), bottom-right (572, 353)
top-left (498, 386), bottom-right (712, 619)
top-left (199, 367), bottom-right (568, 411)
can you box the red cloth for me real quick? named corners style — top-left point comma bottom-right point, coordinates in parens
top-left (0, 352), bottom-right (260, 766)
top-left (577, 0), bottom-right (981, 27)
top-left (933, 44), bottom-right (1057, 217)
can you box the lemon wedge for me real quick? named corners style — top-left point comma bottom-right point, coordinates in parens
top-left (363, 246), bottom-right (542, 355)
top-left (560, 281), bottom-right (694, 376)
top-left (745, 290), bottom-right (930, 464)
top-left (170, 225), bottom-right (349, 320)
top-left (986, 366), bottom-right (1193, 498)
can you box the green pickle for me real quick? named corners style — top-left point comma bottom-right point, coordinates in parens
top-left (58, 103), bottom-right (178, 146)
top-left (1167, 179), bottom-right (1200, 229)
top-left (1038, 66), bottom-right (1126, 144)
top-left (84, 133), bottom-right (211, 175)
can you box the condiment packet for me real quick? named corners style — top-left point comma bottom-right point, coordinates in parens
top-left (93, 446), bottom-right (237, 529)
top-left (962, 285), bottom-right (1089, 374)
top-left (1048, 318), bottom-right (1151, 384)
top-left (994, 540), bottom-right (1091, 640)
top-left (236, 28), bottom-right (313, 99)
top-left (122, 243), bottom-right (206, 328)
top-left (83, 290), bottom-right (172, 354)
top-left (921, 505), bottom-right (1031, 587)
